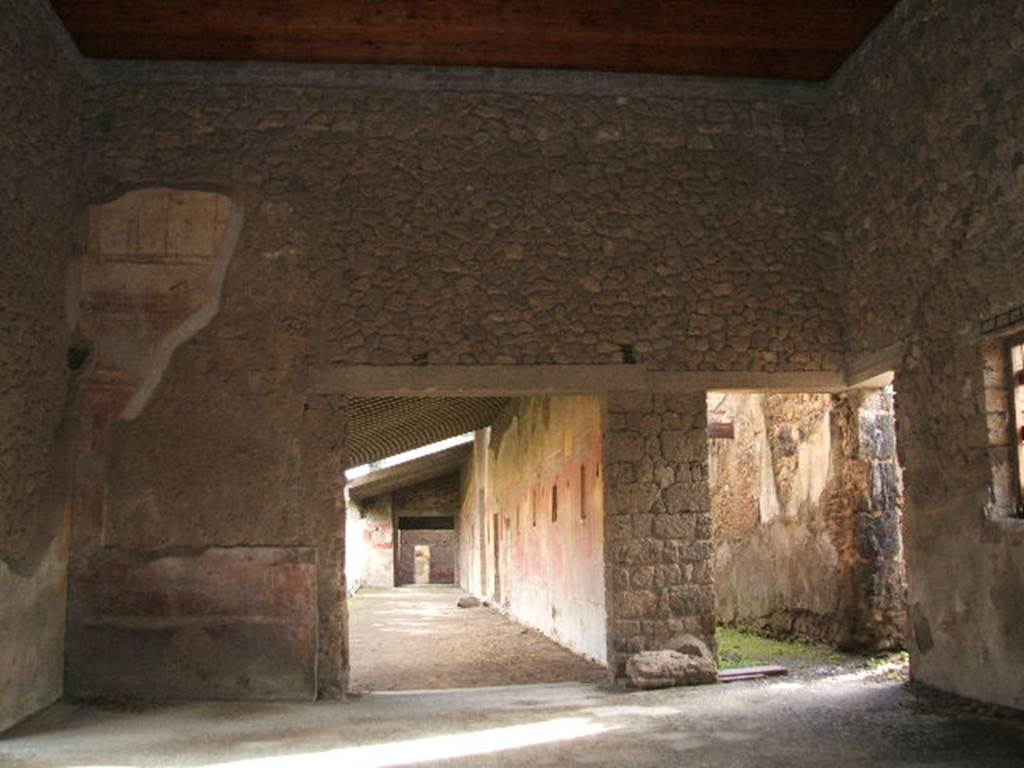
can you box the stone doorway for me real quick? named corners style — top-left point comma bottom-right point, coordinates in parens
top-left (342, 394), bottom-right (611, 692)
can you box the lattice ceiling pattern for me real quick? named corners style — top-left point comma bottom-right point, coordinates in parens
top-left (347, 396), bottom-right (510, 467)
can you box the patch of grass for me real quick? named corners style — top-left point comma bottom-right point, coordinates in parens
top-left (716, 626), bottom-right (846, 670)
top-left (864, 650), bottom-right (911, 681)
top-left (867, 650), bottom-right (909, 669)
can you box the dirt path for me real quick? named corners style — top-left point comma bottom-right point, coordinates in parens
top-left (347, 585), bottom-right (607, 692)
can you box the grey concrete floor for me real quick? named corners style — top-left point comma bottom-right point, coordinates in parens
top-left (3, 673), bottom-right (1023, 767)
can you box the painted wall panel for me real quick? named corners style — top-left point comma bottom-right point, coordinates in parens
top-left (66, 547), bottom-right (317, 700)
top-left (475, 397), bottom-right (606, 663)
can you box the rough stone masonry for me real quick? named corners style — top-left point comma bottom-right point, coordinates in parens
top-left (2, 0), bottom-right (1024, 736)
top-left (604, 393), bottom-right (715, 681)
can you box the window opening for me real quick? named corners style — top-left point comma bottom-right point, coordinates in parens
top-left (1012, 338), bottom-right (1024, 515)
top-left (982, 331), bottom-right (1024, 520)
top-left (579, 464), bottom-right (587, 521)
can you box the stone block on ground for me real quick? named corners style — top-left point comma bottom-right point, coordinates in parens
top-left (626, 649), bottom-right (718, 689)
top-left (457, 596), bottom-right (481, 608)
top-left (669, 633), bottom-right (713, 660)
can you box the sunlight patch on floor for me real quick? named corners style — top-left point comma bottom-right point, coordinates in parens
top-left (70, 716), bottom-right (613, 768)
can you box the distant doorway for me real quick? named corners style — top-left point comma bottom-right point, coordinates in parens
top-left (413, 545), bottom-right (431, 584)
top-left (342, 394), bottom-right (609, 693)
top-left (396, 516), bottom-right (456, 586)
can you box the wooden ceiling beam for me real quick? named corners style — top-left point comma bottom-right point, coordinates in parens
top-left (51, 0), bottom-right (900, 81)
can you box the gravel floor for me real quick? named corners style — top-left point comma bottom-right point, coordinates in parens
top-left (4, 591), bottom-right (1021, 766)
top-left (348, 585), bottom-right (607, 692)
top-left (3, 674), bottom-right (1022, 767)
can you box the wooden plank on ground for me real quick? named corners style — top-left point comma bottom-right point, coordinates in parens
top-left (718, 665), bottom-right (788, 683)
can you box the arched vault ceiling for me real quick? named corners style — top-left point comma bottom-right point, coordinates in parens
top-left (347, 396), bottom-right (509, 468)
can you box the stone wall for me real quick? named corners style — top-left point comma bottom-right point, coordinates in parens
top-left (78, 187), bottom-right (240, 422)
top-left (604, 392), bottom-right (715, 681)
top-left (346, 495), bottom-right (395, 591)
top-left (61, 186), bottom-right (337, 703)
top-left (829, 0), bottom-right (1024, 708)
top-left (83, 62), bottom-right (842, 375)
top-left (344, 500), bottom-right (368, 595)
top-left (73, 52), bottom-right (847, 704)
top-left (710, 391), bottom-right (905, 650)
top-left (78, 62), bottom-right (844, 698)
top-left (836, 389), bottom-right (908, 650)
top-left (65, 548), bottom-right (318, 700)
top-left (0, 0), bottom-right (84, 733)
top-left (480, 397), bottom-right (606, 662)
top-left (393, 474), bottom-right (461, 520)
top-left (457, 431), bottom-right (490, 597)
top-left (396, 530), bottom-right (456, 585)
top-left (64, 386), bottom-right (347, 702)
top-left (346, 472), bottom-right (460, 589)
top-left (10, 0), bottom-right (1019, 715)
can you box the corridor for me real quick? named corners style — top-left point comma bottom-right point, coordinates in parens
top-left (348, 586), bottom-right (607, 692)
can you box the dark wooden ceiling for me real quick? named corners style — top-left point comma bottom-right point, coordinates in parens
top-left (51, 1), bottom-right (899, 81)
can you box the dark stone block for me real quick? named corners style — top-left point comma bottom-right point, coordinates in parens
top-left (870, 461), bottom-right (901, 510)
top-left (859, 413), bottom-right (897, 460)
top-left (855, 508), bottom-right (902, 559)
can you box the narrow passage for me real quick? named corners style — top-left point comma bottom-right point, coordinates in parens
top-left (348, 586), bottom-right (607, 692)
